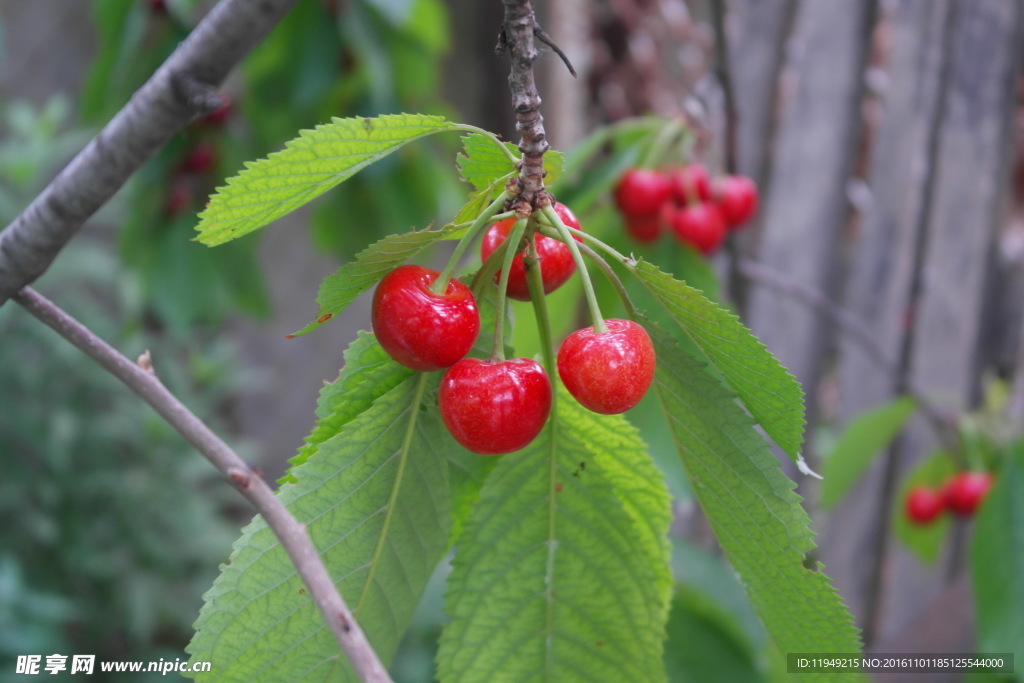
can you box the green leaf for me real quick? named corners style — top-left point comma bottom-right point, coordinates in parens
top-left (646, 320), bottom-right (861, 680)
top-left (664, 588), bottom-right (766, 683)
top-left (195, 114), bottom-right (458, 246)
top-left (280, 331), bottom-right (414, 482)
top-left (632, 260), bottom-right (806, 460)
top-left (456, 133), bottom-right (564, 191)
top-left (971, 445), bottom-right (1024, 668)
top-left (188, 374), bottom-right (486, 680)
top-left (452, 181), bottom-right (505, 227)
top-left (891, 452), bottom-right (955, 564)
top-left (820, 397), bottom-right (917, 509)
top-left (288, 223), bottom-right (462, 337)
top-left (437, 387), bottom-right (672, 682)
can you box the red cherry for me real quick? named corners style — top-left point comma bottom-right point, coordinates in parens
top-left (557, 319), bottom-right (656, 414)
top-left (201, 93), bottom-right (233, 126)
top-left (164, 177), bottom-right (192, 216)
top-left (181, 143), bottom-right (216, 175)
top-left (480, 202), bottom-right (582, 301)
top-left (371, 265), bottom-right (479, 372)
top-left (943, 471), bottom-right (994, 516)
top-left (147, 0), bottom-right (168, 13)
top-left (624, 213), bottom-right (661, 243)
top-left (713, 175), bottom-right (759, 228)
top-left (614, 168), bottom-right (671, 218)
top-left (439, 357), bottom-right (552, 455)
top-left (668, 202), bottom-right (727, 255)
top-left (668, 164), bottom-right (712, 205)
top-left (905, 485), bottom-right (945, 525)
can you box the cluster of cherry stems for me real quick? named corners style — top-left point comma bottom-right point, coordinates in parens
top-left (614, 164), bottom-right (758, 251)
top-left (905, 471), bottom-right (995, 525)
top-left (371, 200), bottom-right (656, 455)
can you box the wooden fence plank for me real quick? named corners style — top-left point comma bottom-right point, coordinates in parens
top-left (820, 0), bottom-right (955, 635)
top-left (744, 0), bottom-right (875, 431)
top-left (875, 0), bottom-right (1023, 642)
top-left (729, 0), bottom-right (794, 185)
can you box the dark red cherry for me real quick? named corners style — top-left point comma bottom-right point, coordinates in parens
top-left (614, 168), bottom-right (671, 218)
top-left (371, 265), bottom-right (479, 372)
top-left (905, 485), bottom-right (945, 525)
top-left (668, 164), bottom-right (712, 205)
top-left (557, 319), bottom-right (656, 415)
top-left (480, 202), bottom-right (582, 301)
top-left (713, 174), bottom-right (759, 228)
top-left (439, 358), bottom-right (552, 454)
top-left (667, 202), bottom-right (727, 255)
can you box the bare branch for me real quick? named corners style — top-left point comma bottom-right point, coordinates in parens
top-left (12, 287), bottom-right (394, 683)
top-left (709, 0), bottom-right (738, 175)
top-left (500, 0), bottom-right (549, 215)
top-left (0, 0), bottom-right (303, 307)
top-left (533, 25), bottom-right (578, 78)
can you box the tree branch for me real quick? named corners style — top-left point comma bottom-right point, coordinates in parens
top-left (0, 0), bottom-right (302, 307)
top-left (499, 0), bottom-right (550, 215)
top-left (710, 0), bottom-right (738, 175)
top-left (12, 287), bottom-right (393, 683)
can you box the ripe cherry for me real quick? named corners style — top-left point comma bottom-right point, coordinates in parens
top-left (439, 358), bottom-right (552, 455)
top-left (480, 202), bottom-right (582, 301)
top-left (164, 176), bottom-right (193, 216)
top-left (713, 175), bottom-right (758, 228)
top-left (667, 202), bottom-right (727, 255)
top-left (905, 485), bottom-right (945, 525)
top-left (181, 143), bottom-right (216, 175)
top-left (624, 214), bottom-right (661, 243)
top-left (371, 265), bottom-right (479, 372)
top-left (668, 164), bottom-right (712, 205)
top-left (557, 319), bottom-right (656, 415)
top-left (614, 168), bottom-right (671, 218)
top-left (944, 471), bottom-right (994, 516)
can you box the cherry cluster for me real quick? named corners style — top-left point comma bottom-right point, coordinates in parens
top-left (165, 94), bottom-right (233, 216)
top-left (613, 165), bottom-right (758, 253)
top-left (371, 202), bottom-right (656, 455)
top-left (905, 471), bottom-right (994, 525)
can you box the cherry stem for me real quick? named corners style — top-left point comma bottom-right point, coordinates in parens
top-left (431, 192), bottom-right (511, 294)
top-left (540, 205), bottom-right (607, 334)
top-left (576, 239), bottom-right (638, 320)
top-left (524, 241), bottom-right (558, 385)
top-left (538, 222), bottom-right (627, 270)
top-left (490, 217), bottom-right (529, 362)
top-left (470, 238), bottom-right (511, 300)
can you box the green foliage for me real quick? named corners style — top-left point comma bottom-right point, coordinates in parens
top-left (181, 110), bottom-right (867, 679)
top-left (892, 452), bottom-right (956, 563)
top-left (187, 370), bottom-right (490, 680)
top-left (664, 588), bottom-right (765, 683)
top-left (646, 320), bottom-right (862, 679)
top-left (195, 115), bottom-right (463, 246)
top-left (436, 387), bottom-right (672, 682)
top-left (0, 97), bottom-right (240, 672)
top-left (632, 260), bottom-right (806, 461)
top-left (971, 444), bottom-right (1024, 672)
top-left (820, 397), bottom-right (917, 509)
top-left (457, 134), bottom-right (564, 191)
top-left (284, 331), bottom-right (415, 479)
top-left (0, 244), bottom-right (243, 672)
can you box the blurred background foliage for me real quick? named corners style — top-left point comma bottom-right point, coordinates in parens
top-left (0, 0), bottom-right (473, 679)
